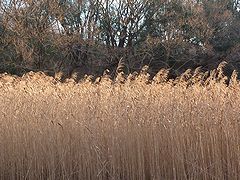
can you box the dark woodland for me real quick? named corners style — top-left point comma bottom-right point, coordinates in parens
top-left (0, 0), bottom-right (240, 80)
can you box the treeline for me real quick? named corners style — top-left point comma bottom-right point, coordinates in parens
top-left (0, 0), bottom-right (239, 79)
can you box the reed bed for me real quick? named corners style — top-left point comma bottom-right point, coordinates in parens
top-left (0, 65), bottom-right (240, 180)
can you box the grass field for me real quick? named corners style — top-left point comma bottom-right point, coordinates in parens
top-left (0, 66), bottom-right (240, 179)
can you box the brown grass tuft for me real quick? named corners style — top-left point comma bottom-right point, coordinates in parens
top-left (0, 67), bottom-right (240, 179)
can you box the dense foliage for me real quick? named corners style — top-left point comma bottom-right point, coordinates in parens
top-left (0, 0), bottom-right (239, 79)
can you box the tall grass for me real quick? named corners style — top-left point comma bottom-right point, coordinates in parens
top-left (0, 67), bottom-right (240, 179)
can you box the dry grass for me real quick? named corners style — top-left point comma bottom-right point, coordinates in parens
top-left (0, 66), bottom-right (240, 180)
